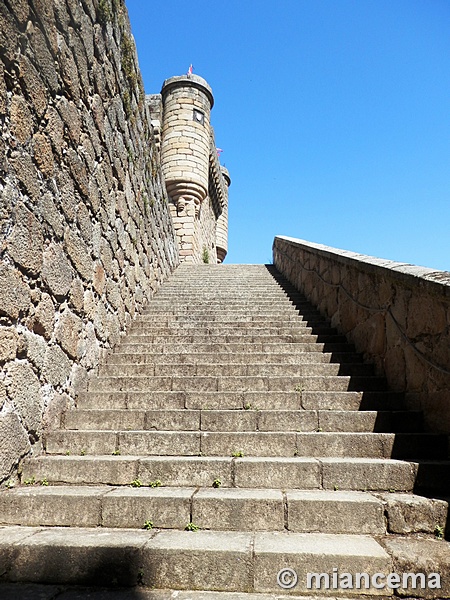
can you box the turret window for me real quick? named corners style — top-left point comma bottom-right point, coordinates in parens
top-left (193, 109), bottom-right (205, 125)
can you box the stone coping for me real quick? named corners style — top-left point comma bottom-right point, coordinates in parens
top-left (274, 236), bottom-right (450, 297)
top-left (161, 75), bottom-right (214, 108)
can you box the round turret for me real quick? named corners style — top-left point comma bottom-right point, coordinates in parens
top-left (160, 75), bottom-right (214, 213)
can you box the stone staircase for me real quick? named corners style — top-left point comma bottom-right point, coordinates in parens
top-left (1, 264), bottom-right (449, 599)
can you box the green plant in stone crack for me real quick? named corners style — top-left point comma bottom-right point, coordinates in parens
top-left (232, 450), bottom-right (244, 458)
top-left (112, 450), bottom-right (121, 456)
top-left (212, 478), bottom-right (221, 488)
top-left (149, 480), bottom-right (162, 488)
top-left (130, 479), bottom-right (142, 488)
top-left (143, 520), bottom-right (154, 530)
top-left (41, 478), bottom-right (49, 486)
top-left (435, 524), bottom-right (445, 539)
top-left (185, 522), bottom-right (200, 532)
top-left (24, 476), bottom-right (36, 485)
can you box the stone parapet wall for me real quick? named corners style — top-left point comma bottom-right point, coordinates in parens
top-left (0, 0), bottom-right (179, 482)
top-left (273, 236), bottom-right (450, 432)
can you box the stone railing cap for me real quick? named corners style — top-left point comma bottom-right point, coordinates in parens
top-left (161, 74), bottom-right (214, 108)
top-left (274, 235), bottom-right (450, 296)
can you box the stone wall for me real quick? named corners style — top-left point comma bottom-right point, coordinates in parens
top-left (273, 236), bottom-right (450, 432)
top-left (0, 0), bottom-right (180, 482)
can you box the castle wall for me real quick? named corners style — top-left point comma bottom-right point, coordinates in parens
top-left (0, 0), bottom-right (180, 481)
top-left (274, 235), bottom-right (450, 433)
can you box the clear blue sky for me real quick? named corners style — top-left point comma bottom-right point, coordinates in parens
top-left (126, 0), bottom-right (450, 270)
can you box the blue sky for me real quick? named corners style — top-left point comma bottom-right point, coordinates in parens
top-left (126, 0), bottom-right (450, 270)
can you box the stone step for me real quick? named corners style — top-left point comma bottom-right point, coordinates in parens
top-left (151, 291), bottom-right (302, 299)
top-left (125, 328), bottom-right (340, 340)
top-left (43, 430), bottom-right (446, 459)
top-left (138, 314), bottom-right (312, 323)
top-left (0, 585), bottom-right (387, 600)
top-left (64, 409), bottom-right (422, 433)
top-left (0, 526), bottom-right (402, 594)
top-left (141, 309), bottom-right (304, 318)
top-left (76, 390), bottom-right (404, 411)
top-left (23, 454), bottom-right (448, 491)
top-left (98, 362), bottom-right (374, 378)
top-left (1, 486), bottom-right (396, 534)
top-left (105, 351), bottom-right (365, 366)
top-left (0, 586), bottom-right (385, 600)
top-left (128, 319), bottom-right (330, 335)
top-left (145, 302), bottom-right (303, 311)
top-left (113, 342), bottom-right (357, 354)
top-left (2, 526), bottom-right (447, 597)
top-left (118, 333), bottom-right (349, 345)
top-left (138, 314), bottom-right (316, 325)
top-left (87, 375), bottom-right (388, 393)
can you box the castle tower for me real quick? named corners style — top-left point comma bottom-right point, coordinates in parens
top-left (216, 166), bottom-right (230, 263)
top-left (158, 73), bottom-right (228, 263)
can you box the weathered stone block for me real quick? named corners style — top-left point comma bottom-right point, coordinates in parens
top-left (381, 492), bottom-right (448, 535)
top-left (43, 391), bottom-right (71, 432)
top-left (9, 153), bottom-right (40, 201)
top-left (0, 264), bottom-right (31, 319)
top-left (69, 278), bottom-right (84, 312)
top-left (42, 243), bottom-right (73, 298)
top-left (10, 95), bottom-right (33, 145)
top-left (66, 149), bottom-right (89, 197)
top-left (58, 36), bottom-right (81, 103)
top-left (44, 106), bottom-right (65, 156)
top-left (56, 97), bottom-right (81, 144)
top-left (32, 133), bottom-right (54, 177)
top-left (24, 330), bottom-right (47, 371)
top-left (141, 530), bottom-right (253, 591)
top-left (0, 412), bottom-right (30, 480)
top-left (382, 536), bottom-right (450, 599)
top-left (18, 55), bottom-right (47, 118)
top-left (7, 0), bottom-right (29, 25)
top-left (7, 202), bottom-right (43, 275)
top-left (38, 192), bottom-right (64, 238)
top-left (92, 263), bottom-right (106, 296)
top-left (56, 309), bottom-right (82, 359)
top-left (43, 344), bottom-right (72, 387)
top-left (64, 227), bottom-right (93, 281)
top-left (5, 362), bottom-right (43, 435)
top-left (28, 23), bottom-right (59, 92)
top-left (0, 327), bottom-right (18, 362)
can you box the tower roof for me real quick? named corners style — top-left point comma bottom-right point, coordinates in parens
top-left (161, 74), bottom-right (214, 109)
